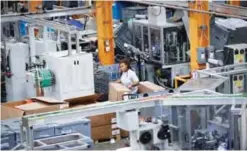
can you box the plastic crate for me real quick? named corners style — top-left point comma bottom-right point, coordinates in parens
top-left (1, 118), bottom-right (55, 143)
top-left (1, 125), bottom-right (16, 150)
top-left (54, 119), bottom-right (91, 137)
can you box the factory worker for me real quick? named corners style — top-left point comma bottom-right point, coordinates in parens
top-left (116, 59), bottom-right (139, 94)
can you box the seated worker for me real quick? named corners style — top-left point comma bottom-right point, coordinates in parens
top-left (115, 59), bottom-right (139, 94)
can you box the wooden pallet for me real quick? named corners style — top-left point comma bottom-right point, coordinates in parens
top-left (94, 134), bottom-right (121, 144)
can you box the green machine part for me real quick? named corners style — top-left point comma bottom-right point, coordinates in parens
top-left (35, 69), bottom-right (55, 88)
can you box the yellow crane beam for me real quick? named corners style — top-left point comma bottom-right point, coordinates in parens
top-left (189, 0), bottom-right (210, 72)
top-left (96, 1), bottom-right (115, 65)
top-left (228, 0), bottom-right (240, 6)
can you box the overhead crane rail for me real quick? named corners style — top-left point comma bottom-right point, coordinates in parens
top-left (1, 6), bottom-right (92, 23)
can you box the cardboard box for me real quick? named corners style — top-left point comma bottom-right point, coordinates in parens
top-left (1, 97), bottom-right (69, 120)
top-left (91, 124), bottom-right (120, 141)
top-left (89, 113), bottom-right (116, 127)
top-left (64, 94), bottom-right (101, 107)
top-left (1, 105), bottom-right (23, 120)
top-left (120, 129), bottom-right (129, 138)
top-left (91, 125), bottom-right (112, 140)
top-left (108, 82), bottom-right (130, 101)
top-left (138, 81), bottom-right (165, 93)
top-left (64, 94), bottom-right (114, 127)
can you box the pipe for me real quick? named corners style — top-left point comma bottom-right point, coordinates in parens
top-left (76, 32), bottom-right (80, 53)
top-left (68, 33), bottom-right (72, 56)
top-left (129, 1), bottom-right (247, 19)
top-left (208, 58), bottom-right (223, 66)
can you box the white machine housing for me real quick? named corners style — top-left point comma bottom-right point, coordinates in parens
top-left (35, 39), bottom-right (57, 56)
top-left (148, 6), bottom-right (167, 26)
top-left (41, 51), bottom-right (94, 101)
top-left (117, 111), bottom-right (167, 150)
top-left (5, 42), bottom-right (28, 101)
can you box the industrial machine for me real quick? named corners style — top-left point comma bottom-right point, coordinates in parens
top-left (132, 19), bottom-right (189, 65)
top-left (131, 6), bottom-right (190, 87)
top-left (26, 50), bottom-right (95, 101)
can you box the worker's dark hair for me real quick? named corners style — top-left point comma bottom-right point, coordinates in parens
top-left (119, 58), bottom-right (131, 70)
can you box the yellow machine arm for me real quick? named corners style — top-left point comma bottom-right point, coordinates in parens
top-left (95, 1), bottom-right (115, 65)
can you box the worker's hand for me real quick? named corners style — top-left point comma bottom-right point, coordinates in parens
top-left (128, 84), bottom-right (133, 89)
top-left (114, 80), bottom-right (121, 83)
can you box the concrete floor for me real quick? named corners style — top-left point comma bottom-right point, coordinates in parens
top-left (94, 139), bottom-right (127, 150)
top-left (94, 139), bottom-right (181, 150)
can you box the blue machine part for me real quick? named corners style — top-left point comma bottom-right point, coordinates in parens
top-left (112, 2), bottom-right (124, 20)
top-left (47, 27), bottom-right (55, 33)
top-left (19, 21), bottom-right (28, 36)
top-left (66, 20), bottom-right (84, 30)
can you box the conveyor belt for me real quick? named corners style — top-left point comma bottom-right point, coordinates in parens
top-left (20, 90), bottom-right (247, 149)
top-left (22, 92), bottom-right (246, 127)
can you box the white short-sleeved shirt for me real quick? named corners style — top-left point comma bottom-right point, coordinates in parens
top-left (120, 69), bottom-right (139, 93)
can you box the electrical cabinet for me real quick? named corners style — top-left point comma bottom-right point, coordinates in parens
top-left (231, 73), bottom-right (246, 93)
top-left (224, 43), bottom-right (247, 65)
top-left (42, 51), bottom-right (94, 100)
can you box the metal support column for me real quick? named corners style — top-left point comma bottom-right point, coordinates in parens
top-left (43, 26), bottom-right (48, 53)
top-left (189, 0), bottom-right (210, 72)
top-left (240, 104), bottom-right (247, 150)
top-left (96, 1), bottom-right (115, 65)
top-left (28, 26), bottom-right (36, 64)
